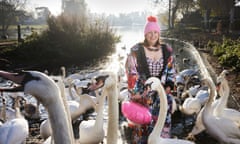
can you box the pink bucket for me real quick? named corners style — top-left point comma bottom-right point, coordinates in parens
top-left (121, 101), bottom-right (152, 125)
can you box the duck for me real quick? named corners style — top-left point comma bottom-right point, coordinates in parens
top-left (145, 77), bottom-right (195, 144)
top-left (201, 77), bottom-right (240, 144)
top-left (0, 70), bottom-right (75, 144)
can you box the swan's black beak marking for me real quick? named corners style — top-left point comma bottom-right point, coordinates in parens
top-left (88, 75), bottom-right (109, 91)
top-left (144, 81), bottom-right (153, 89)
top-left (0, 70), bottom-right (40, 92)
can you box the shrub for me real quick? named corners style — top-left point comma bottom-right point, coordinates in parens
top-left (8, 14), bottom-right (120, 70)
top-left (212, 37), bottom-right (240, 71)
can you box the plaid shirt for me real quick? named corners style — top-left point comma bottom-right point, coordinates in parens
top-left (146, 57), bottom-right (164, 77)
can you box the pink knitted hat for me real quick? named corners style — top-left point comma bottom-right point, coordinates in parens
top-left (144, 16), bottom-right (160, 35)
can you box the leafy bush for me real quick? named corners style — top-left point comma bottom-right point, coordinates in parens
top-left (8, 14), bottom-right (120, 71)
top-left (212, 37), bottom-right (240, 71)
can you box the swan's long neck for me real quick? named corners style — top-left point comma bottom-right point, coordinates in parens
top-left (44, 87), bottom-right (74, 144)
top-left (94, 89), bottom-right (106, 130)
top-left (14, 97), bottom-right (23, 118)
top-left (71, 94), bottom-right (95, 121)
top-left (149, 83), bottom-right (168, 139)
top-left (0, 97), bottom-right (6, 121)
top-left (56, 78), bottom-right (75, 142)
top-left (203, 79), bottom-right (216, 115)
top-left (68, 83), bottom-right (76, 100)
top-left (61, 67), bottom-right (66, 79)
top-left (214, 78), bottom-right (229, 116)
top-left (106, 83), bottom-right (119, 144)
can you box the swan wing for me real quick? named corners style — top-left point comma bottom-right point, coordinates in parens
top-left (223, 108), bottom-right (240, 126)
top-left (204, 116), bottom-right (240, 141)
top-left (79, 120), bottom-right (105, 143)
top-left (181, 98), bottom-right (201, 115)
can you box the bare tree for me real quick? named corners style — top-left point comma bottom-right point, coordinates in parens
top-left (0, 0), bottom-right (27, 37)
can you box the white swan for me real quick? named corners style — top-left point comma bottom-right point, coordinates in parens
top-left (201, 77), bottom-right (240, 144)
top-left (0, 92), bottom-right (26, 121)
top-left (70, 78), bottom-right (99, 102)
top-left (78, 85), bottom-right (106, 143)
top-left (40, 93), bottom-right (96, 140)
top-left (0, 70), bottom-right (75, 144)
top-left (0, 96), bottom-right (7, 121)
top-left (39, 74), bottom-right (78, 140)
top-left (145, 77), bottom-right (195, 144)
top-left (40, 74), bottom-right (97, 140)
top-left (214, 70), bottom-right (240, 126)
top-left (179, 89), bottom-right (209, 115)
top-left (39, 99), bottom-right (79, 140)
top-left (82, 71), bottom-right (119, 144)
top-left (179, 96), bottom-right (201, 115)
top-left (187, 71), bottom-right (240, 140)
top-left (0, 96), bottom-right (29, 144)
top-left (103, 72), bottom-right (119, 143)
top-left (217, 80), bottom-right (240, 126)
top-left (181, 85), bottom-right (201, 99)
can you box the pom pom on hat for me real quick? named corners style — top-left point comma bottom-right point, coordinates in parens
top-left (147, 16), bottom-right (157, 22)
top-left (144, 15), bottom-right (160, 35)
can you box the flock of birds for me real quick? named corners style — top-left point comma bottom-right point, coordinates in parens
top-left (0, 64), bottom-right (239, 144)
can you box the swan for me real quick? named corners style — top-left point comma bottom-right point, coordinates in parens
top-left (181, 85), bottom-right (201, 99)
top-left (70, 78), bottom-right (99, 102)
top-left (217, 81), bottom-right (240, 126)
top-left (40, 93), bottom-right (96, 140)
top-left (179, 95), bottom-right (201, 115)
top-left (19, 96), bottom-right (40, 120)
top-left (187, 73), bottom-right (240, 141)
top-left (179, 69), bottom-right (199, 78)
top-left (0, 96), bottom-right (29, 144)
top-left (179, 89), bottom-right (209, 115)
top-left (0, 96), bottom-right (7, 121)
top-left (103, 72), bottom-right (119, 143)
top-left (47, 66), bottom-right (66, 80)
top-left (201, 77), bottom-right (240, 144)
top-left (214, 70), bottom-right (240, 126)
top-left (0, 70), bottom-right (75, 144)
top-left (39, 74), bottom-right (77, 140)
top-left (78, 83), bottom-right (106, 143)
top-left (145, 77), bottom-right (195, 144)
top-left (39, 99), bottom-right (79, 140)
top-left (82, 71), bottom-right (119, 144)
top-left (0, 92), bottom-right (25, 121)
top-left (40, 74), bottom-right (97, 140)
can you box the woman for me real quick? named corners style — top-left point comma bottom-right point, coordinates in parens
top-left (124, 15), bottom-right (176, 143)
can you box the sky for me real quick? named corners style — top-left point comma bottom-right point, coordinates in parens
top-left (29, 0), bottom-right (158, 16)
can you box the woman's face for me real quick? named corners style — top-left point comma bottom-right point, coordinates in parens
top-left (145, 31), bottom-right (159, 46)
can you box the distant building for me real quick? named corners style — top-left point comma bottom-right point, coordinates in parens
top-left (35, 7), bottom-right (51, 24)
top-left (62, 0), bottom-right (86, 16)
